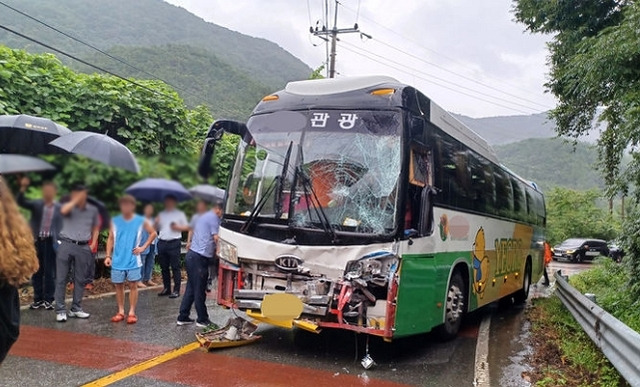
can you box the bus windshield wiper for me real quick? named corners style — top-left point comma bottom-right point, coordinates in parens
top-left (240, 177), bottom-right (277, 234)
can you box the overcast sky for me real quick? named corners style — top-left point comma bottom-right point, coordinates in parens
top-left (165, 0), bottom-right (554, 118)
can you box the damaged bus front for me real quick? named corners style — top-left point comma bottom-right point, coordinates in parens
top-left (199, 76), bottom-right (545, 341)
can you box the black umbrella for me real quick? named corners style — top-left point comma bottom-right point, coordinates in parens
top-left (0, 154), bottom-right (55, 174)
top-left (49, 131), bottom-right (140, 173)
top-left (125, 178), bottom-right (192, 202)
top-left (60, 195), bottom-right (111, 231)
top-left (0, 114), bottom-right (72, 155)
top-left (189, 184), bottom-right (226, 203)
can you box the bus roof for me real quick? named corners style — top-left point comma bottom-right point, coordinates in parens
top-left (255, 76), bottom-right (504, 173)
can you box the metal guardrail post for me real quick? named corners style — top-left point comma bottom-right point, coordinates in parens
top-left (554, 270), bottom-right (640, 387)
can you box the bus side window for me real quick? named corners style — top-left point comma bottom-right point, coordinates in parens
top-left (512, 179), bottom-right (527, 222)
top-left (407, 147), bottom-right (435, 236)
top-left (469, 153), bottom-right (495, 213)
top-left (494, 169), bottom-right (514, 218)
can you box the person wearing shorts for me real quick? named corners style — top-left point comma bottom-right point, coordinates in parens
top-left (105, 195), bottom-right (156, 324)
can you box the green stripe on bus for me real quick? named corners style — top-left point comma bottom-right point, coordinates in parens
top-left (394, 251), bottom-right (472, 337)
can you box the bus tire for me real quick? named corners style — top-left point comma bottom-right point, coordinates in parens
top-left (514, 259), bottom-right (532, 304)
top-left (436, 271), bottom-right (466, 340)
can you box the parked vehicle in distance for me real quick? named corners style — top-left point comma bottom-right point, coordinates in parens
top-left (552, 238), bottom-right (609, 263)
top-left (608, 240), bottom-right (624, 263)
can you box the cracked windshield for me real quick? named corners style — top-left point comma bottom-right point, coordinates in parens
top-left (233, 110), bottom-right (402, 234)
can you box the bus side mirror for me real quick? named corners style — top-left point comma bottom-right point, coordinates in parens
top-left (198, 137), bottom-right (217, 179)
top-left (208, 120), bottom-right (252, 143)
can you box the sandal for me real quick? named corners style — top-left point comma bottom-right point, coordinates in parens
top-left (111, 313), bottom-right (125, 323)
top-left (126, 314), bottom-right (138, 324)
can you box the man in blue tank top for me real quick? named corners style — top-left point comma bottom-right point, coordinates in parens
top-left (105, 195), bottom-right (157, 324)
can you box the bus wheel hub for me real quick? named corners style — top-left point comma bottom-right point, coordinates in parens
top-left (446, 285), bottom-right (464, 322)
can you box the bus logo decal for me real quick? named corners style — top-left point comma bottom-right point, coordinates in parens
top-left (275, 255), bottom-right (304, 272)
top-left (472, 228), bottom-right (490, 299)
top-left (439, 214), bottom-right (449, 241)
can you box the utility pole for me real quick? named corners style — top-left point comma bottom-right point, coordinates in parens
top-left (310, 0), bottom-right (371, 78)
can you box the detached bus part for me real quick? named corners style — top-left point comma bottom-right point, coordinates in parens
top-left (199, 76), bottom-right (546, 341)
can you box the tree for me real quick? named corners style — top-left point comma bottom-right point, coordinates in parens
top-left (545, 187), bottom-right (619, 245)
top-left (512, 1), bottom-right (636, 195)
top-left (0, 46), bottom-right (220, 211)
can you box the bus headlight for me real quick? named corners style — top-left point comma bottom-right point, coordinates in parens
top-left (344, 252), bottom-right (398, 285)
top-left (218, 239), bottom-right (238, 264)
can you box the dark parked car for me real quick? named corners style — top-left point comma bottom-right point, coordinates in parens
top-left (552, 238), bottom-right (609, 263)
top-left (608, 241), bottom-right (625, 263)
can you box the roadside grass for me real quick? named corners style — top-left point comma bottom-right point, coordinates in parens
top-left (527, 296), bottom-right (625, 387)
top-left (570, 258), bottom-right (640, 332)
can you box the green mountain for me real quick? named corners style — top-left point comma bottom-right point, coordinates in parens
top-left (0, 0), bottom-right (311, 118)
top-left (454, 112), bottom-right (557, 145)
top-left (494, 138), bottom-right (603, 192)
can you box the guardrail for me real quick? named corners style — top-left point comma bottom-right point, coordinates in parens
top-left (554, 270), bottom-right (640, 387)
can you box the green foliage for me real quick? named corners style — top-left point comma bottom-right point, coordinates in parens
top-left (545, 187), bottom-right (619, 245)
top-left (572, 259), bottom-right (640, 333)
top-left (0, 46), bottom-right (223, 212)
top-left (77, 45), bottom-right (270, 119)
top-left (512, 0), bottom-right (637, 196)
top-left (620, 205), bottom-right (640, 298)
top-left (309, 65), bottom-right (326, 80)
top-left (530, 296), bottom-right (623, 387)
top-left (495, 138), bottom-right (603, 192)
top-left (0, 0), bottom-right (311, 93)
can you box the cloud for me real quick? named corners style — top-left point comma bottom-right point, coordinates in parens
top-left (164, 0), bottom-right (555, 118)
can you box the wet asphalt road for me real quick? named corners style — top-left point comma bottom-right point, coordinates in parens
top-left (0, 260), bottom-right (594, 387)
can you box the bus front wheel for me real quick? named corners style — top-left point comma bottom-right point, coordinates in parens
top-left (436, 272), bottom-right (465, 340)
top-left (514, 260), bottom-right (532, 304)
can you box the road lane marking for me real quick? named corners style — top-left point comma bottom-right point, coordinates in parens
top-left (473, 314), bottom-right (491, 387)
top-left (82, 341), bottom-right (200, 387)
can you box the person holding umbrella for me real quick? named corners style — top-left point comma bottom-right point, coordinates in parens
top-left (54, 184), bottom-right (100, 322)
top-left (17, 176), bottom-right (62, 311)
top-left (104, 195), bottom-right (157, 324)
top-left (156, 195), bottom-right (189, 298)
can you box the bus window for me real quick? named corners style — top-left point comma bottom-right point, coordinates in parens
top-left (494, 169), bottom-right (514, 218)
top-left (512, 179), bottom-right (527, 222)
top-left (469, 153), bottom-right (495, 214)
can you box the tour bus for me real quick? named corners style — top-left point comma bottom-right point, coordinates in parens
top-left (198, 76), bottom-right (546, 341)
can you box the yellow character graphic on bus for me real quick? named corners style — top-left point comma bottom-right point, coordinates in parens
top-left (472, 228), bottom-right (490, 299)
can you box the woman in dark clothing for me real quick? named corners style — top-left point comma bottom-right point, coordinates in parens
top-left (0, 176), bottom-right (39, 363)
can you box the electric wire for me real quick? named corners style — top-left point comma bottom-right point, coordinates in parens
top-left (0, 24), bottom-right (164, 97)
top-left (340, 41), bottom-right (542, 114)
top-left (339, 44), bottom-right (535, 115)
top-left (0, 1), bottom-right (244, 118)
top-left (338, 2), bottom-right (553, 107)
top-left (0, 0), bottom-right (182, 93)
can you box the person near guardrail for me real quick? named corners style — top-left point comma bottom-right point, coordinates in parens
top-left (139, 203), bottom-right (158, 287)
top-left (543, 241), bottom-right (552, 286)
top-left (104, 195), bottom-right (157, 325)
top-left (156, 195), bottom-right (189, 299)
top-left (176, 202), bottom-right (222, 328)
top-left (54, 184), bottom-right (100, 323)
top-left (0, 176), bottom-right (39, 364)
top-left (16, 176), bottom-right (62, 311)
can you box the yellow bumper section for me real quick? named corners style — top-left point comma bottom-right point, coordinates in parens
top-left (245, 293), bottom-right (321, 334)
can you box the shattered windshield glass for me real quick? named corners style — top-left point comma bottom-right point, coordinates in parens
top-left (230, 110), bottom-right (402, 235)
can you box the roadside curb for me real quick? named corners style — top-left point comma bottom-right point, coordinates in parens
top-left (20, 284), bottom-right (165, 311)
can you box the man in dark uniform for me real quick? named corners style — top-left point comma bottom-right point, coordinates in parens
top-left (17, 177), bottom-right (62, 310)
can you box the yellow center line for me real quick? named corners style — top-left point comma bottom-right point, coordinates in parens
top-left (82, 341), bottom-right (201, 387)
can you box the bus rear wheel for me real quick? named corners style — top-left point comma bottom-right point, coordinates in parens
top-left (436, 272), bottom-right (465, 340)
top-left (514, 260), bottom-right (531, 304)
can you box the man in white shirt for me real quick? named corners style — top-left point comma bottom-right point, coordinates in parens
top-left (156, 195), bottom-right (188, 298)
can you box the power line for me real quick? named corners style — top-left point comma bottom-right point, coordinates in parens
top-left (339, 44), bottom-right (536, 115)
top-left (0, 0), bottom-right (223, 109)
top-left (340, 41), bottom-right (542, 114)
top-left (338, 2), bottom-right (554, 107)
top-left (0, 24), bottom-right (165, 97)
top-left (371, 38), bottom-right (552, 110)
